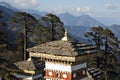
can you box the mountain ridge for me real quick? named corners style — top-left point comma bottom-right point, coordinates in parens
top-left (0, 2), bottom-right (120, 42)
top-left (57, 13), bottom-right (104, 27)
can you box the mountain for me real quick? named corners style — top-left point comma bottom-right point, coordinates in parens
top-left (65, 25), bottom-right (120, 42)
top-left (22, 9), bottom-right (47, 19)
top-left (0, 1), bottom-right (19, 11)
top-left (22, 9), bottom-right (47, 16)
top-left (96, 17), bottom-right (120, 26)
top-left (57, 12), bottom-right (78, 26)
top-left (0, 2), bottom-right (15, 31)
top-left (0, 2), bottom-right (120, 43)
top-left (0, 1), bottom-right (19, 25)
top-left (76, 15), bottom-right (104, 27)
top-left (0, 2), bottom-right (18, 42)
top-left (0, 2), bottom-right (104, 28)
top-left (58, 13), bottom-right (104, 42)
top-left (58, 13), bottom-right (104, 27)
top-left (64, 25), bottom-right (90, 42)
top-left (106, 24), bottom-right (120, 40)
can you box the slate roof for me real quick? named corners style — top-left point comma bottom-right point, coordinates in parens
top-left (27, 40), bottom-right (100, 57)
top-left (0, 58), bottom-right (7, 65)
top-left (87, 68), bottom-right (104, 80)
top-left (7, 59), bottom-right (44, 71)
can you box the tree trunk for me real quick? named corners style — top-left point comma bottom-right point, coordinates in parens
top-left (105, 36), bottom-right (108, 54)
top-left (24, 16), bottom-right (27, 61)
top-left (105, 71), bottom-right (108, 80)
top-left (51, 21), bottom-right (55, 41)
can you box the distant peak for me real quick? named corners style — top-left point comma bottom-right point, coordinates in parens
top-left (81, 14), bottom-right (90, 16)
top-left (0, 1), bottom-right (11, 7)
top-left (111, 24), bottom-right (120, 26)
top-left (61, 12), bottom-right (75, 16)
top-left (0, 1), bottom-right (19, 11)
top-left (79, 14), bottom-right (91, 17)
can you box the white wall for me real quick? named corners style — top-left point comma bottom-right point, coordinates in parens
top-left (45, 62), bottom-right (71, 72)
top-left (45, 62), bottom-right (87, 72)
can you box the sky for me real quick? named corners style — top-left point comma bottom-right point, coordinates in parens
top-left (0, 0), bottom-right (120, 25)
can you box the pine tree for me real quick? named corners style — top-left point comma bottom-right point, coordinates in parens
top-left (85, 26), bottom-right (120, 80)
top-left (8, 12), bottom-right (37, 60)
top-left (0, 10), bottom-right (7, 50)
top-left (85, 26), bottom-right (104, 49)
top-left (33, 25), bottom-right (51, 44)
top-left (0, 10), bottom-right (5, 26)
top-left (41, 13), bottom-right (64, 41)
top-left (15, 31), bottom-right (24, 52)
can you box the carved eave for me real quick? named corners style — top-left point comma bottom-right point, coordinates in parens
top-left (75, 51), bottom-right (102, 62)
top-left (29, 50), bottom-right (102, 62)
top-left (29, 52), bottom-right (76, 62)
top-left (23, 70), bottom-right (35, 74)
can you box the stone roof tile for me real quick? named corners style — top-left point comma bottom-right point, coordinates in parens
top-left (7, 60), bottom-right (44, 71)
top-left (27, 40), bottom-right (99, 57)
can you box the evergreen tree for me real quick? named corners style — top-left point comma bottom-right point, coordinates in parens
top-left (0, 10), bottom-right (5, 26)
top-left (33, 25), bottom-right (51, 44)
top-left (85, 26), bottom-right (120, 80)
top-left (41, 13), bottom-right (64, 41)
top-left (85, 26), bottom-right (119, 57)
top-left (15, 32), bottom-right (24, 52)
top-left (0, 32), bottom-right (7, 48)
top-left (8, 12), bottom-right (37, 60)
top-left (85, 26), bottom-right (104, 49)
top-left (0, 10), bottom-right (7, 50)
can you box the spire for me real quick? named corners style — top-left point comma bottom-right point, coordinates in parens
top-left (61, 29), bottom-right (68, 41)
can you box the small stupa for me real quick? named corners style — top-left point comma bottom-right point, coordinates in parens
top-left (7, 56), bottom-right (44, 80)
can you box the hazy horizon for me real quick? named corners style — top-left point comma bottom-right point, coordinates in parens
top-left (0, 0), bottom-right (120, 25)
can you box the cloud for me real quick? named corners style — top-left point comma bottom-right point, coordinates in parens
top-left (49, 8), bottom-right (66, 14)
top-left (75, 8), bottom-right (81, 12)
top-left (47, 6), bottom-right (93, 16)
top-left (104, 3), bottom-right (117, 10)
top-left (72, 6), bottom-right (93, 16)
top-left (5, 0), bottom-right (40, 9)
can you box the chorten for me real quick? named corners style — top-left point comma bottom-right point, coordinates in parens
top-left (27, 30), bottom-right (101, 80)
top-left (7, 58), bottom-right (44, 80)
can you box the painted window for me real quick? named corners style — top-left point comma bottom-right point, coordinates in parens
top-left (83, 70), bottom-right (86, 75)
top-left (63, 74), bottom-right (67, 78)
top-left (56, 72), bottom-right (60, 78)
top-left (73, 73), bottom-right (76, 78)
top-left (48, 71), bottom-right (52, 76)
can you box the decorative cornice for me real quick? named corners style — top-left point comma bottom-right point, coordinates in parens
top-left (30, 52), bottom-right (75, 62)
top-left (30, 52), bottom-right (102, 62)
top-left (45, 68), bottom-right (71, 74)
